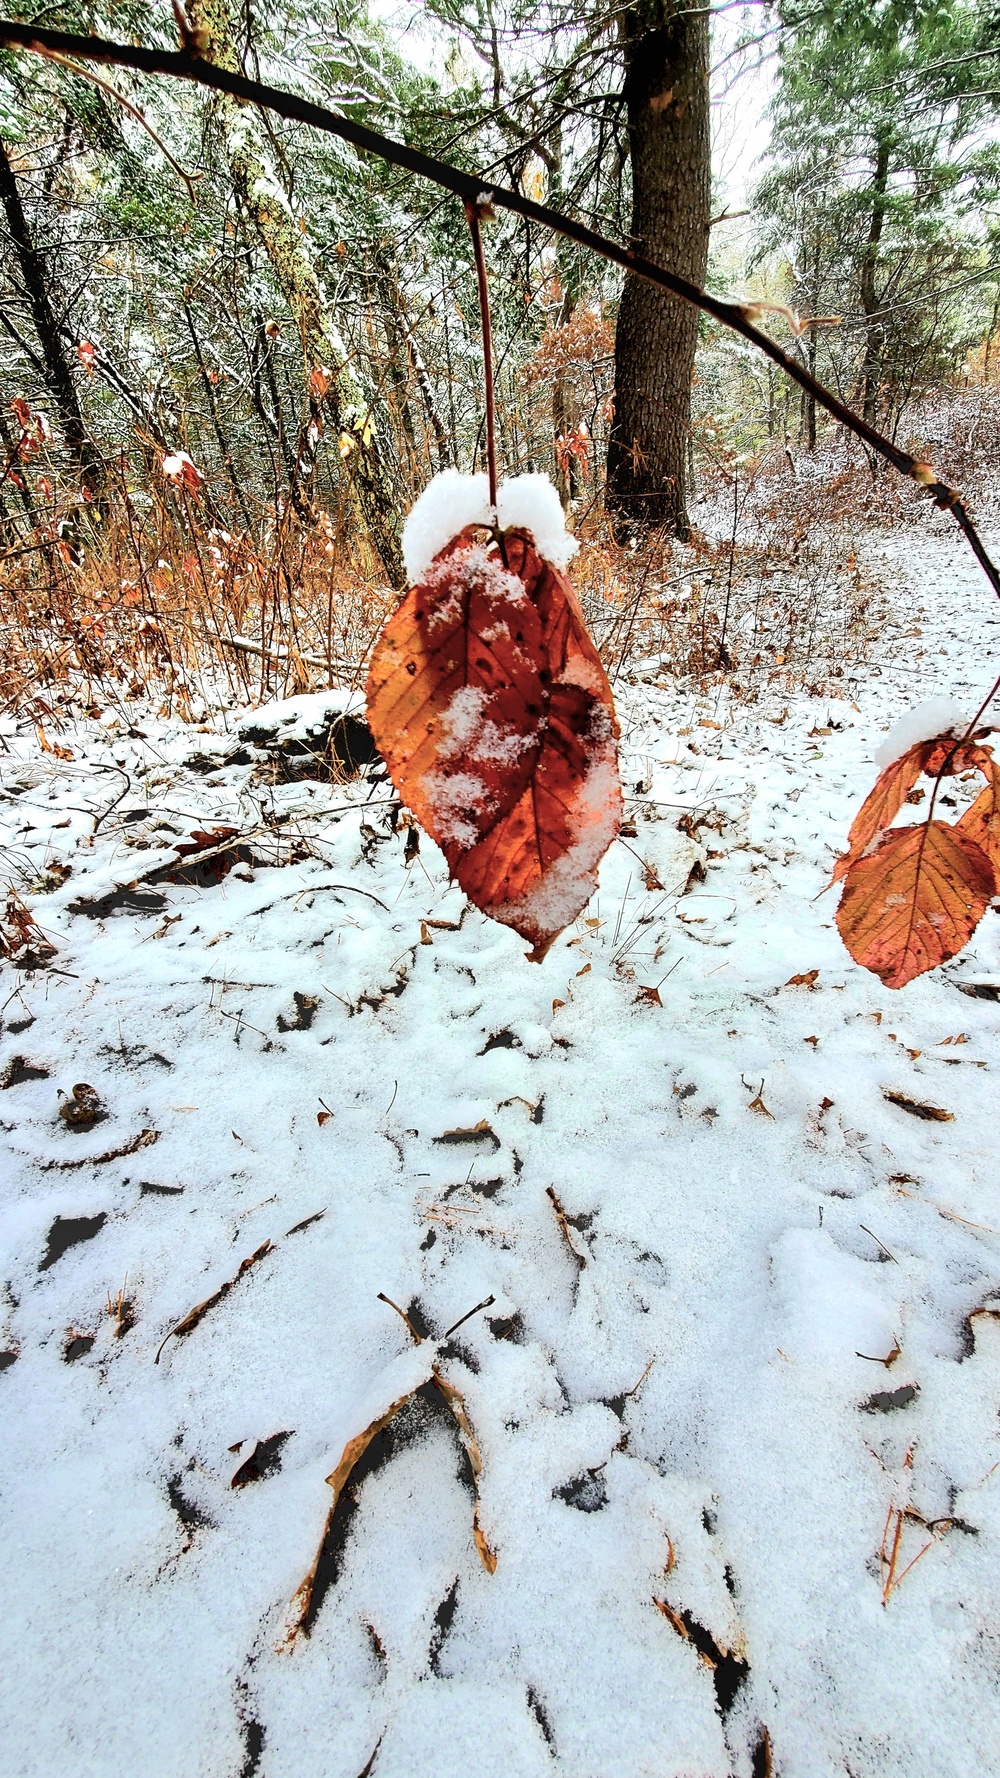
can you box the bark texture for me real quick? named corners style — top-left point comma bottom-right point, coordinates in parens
top-left (188, 0), bottom-right (405, 585)
top-left (606, 0), bottom-right (710, 541)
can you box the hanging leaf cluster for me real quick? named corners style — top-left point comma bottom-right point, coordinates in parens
top-left (367, 519), bottom-right (622, 960)
top-left (834, 732), bottom-right (1000, 988)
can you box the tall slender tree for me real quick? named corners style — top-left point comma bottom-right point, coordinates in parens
top-left (605, 0), bottom-right (710, 541)
top-left (0, 143), bottom-right (103, 492)
top-left (186, 0), bottom-right (406, 584)
top-left (755, 0), bottom-right (1000, 439)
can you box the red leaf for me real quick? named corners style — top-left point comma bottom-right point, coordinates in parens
top-left (455, 676), bottom-right (620, 960)
top-left (77, 341), bottom-right (96, 377)
top-left (832, 741), bottom-right (932, 882)
top-left (957, 746), bottom-right (1000, 876)
top-left (836, 821), bottom-right (995, 989)
top-left (367, 523), bottom-right (621, 958)
top-left (367, 531), bottom-right (547, 851)
top-left (836, 732), bottom-right (1000, 986)
top-left (161, 450), bottom-right (204, 497)
top-left (175, 825), bottom-right (240, 857)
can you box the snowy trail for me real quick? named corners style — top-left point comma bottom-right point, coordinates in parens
top-left (2, 516), bottom-right (1000, 1778)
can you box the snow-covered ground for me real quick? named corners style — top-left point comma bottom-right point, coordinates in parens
top-left (2, 514), bottom-right (1000, 1778)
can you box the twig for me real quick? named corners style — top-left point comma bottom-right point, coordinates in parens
top-left (546, 1185), bottom-right (586, 1269)
top-left (29, 46), bottom-right (201, 202)
top-left (376, 1291), bottom-right (422, 1343)
top-left (443, 1294), bottom-right (495, 1339)
top-left (892, 1184), bottom-right (997, 1234)
top-left (860, 1223), bottom-right (899, 1263)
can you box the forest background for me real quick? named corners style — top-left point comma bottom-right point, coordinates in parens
top-left (1, 0), bottom-right (1000, 712)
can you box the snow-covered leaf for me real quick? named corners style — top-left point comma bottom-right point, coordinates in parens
top-left (367, 493), bottom-right (622, 959)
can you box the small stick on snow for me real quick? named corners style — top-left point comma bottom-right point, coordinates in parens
top-left (859, 1223), bottom-right (899, 1263)
top-left (546, 1186), bottom-right (586, 1269)
top-left (376, 1292), bottom-right (423, 1343)
top-left (443, 1294), bottom-right (496, 1339)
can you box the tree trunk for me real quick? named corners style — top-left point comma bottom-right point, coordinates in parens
top-left (0, 143), bottom-right (102, 494)
top-left (802, 232), bottom-right (820, 449)
top-left (188, 0), bottom-right (405, 586)
top-left (860, 135), bottom-right (890, 428)
top-left (398, 303), bottom-right (450, 473)
top-left (606, 0), bottom-right (710, 542)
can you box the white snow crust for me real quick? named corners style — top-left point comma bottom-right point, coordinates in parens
top-left (402, 470), bottom-right (578, 584)
top-left (874, 695), bottom-right (968, 771)
top-left (239, 688), bottom-right (365, 742)
top-left (495, 473), bottom-right (578, 571)
top-left (2, 522), bottom-right (1000, 1777)
top-left (403, 469), bottom-right (492, 583)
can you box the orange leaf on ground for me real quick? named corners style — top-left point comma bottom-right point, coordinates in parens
top-left (836, 821), bottom-right (994, 989)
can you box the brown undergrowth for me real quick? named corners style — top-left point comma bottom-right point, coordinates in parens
top-left (1, 427), bottom-right (906, 722)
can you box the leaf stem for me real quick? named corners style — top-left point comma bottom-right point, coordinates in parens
top-left (464, 198), bottom-right (498, 513)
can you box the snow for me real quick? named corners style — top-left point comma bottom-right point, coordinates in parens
top-left (402, 471), bottom-right (578, 584)
top-left (421, 688), bottom-right (536, 849)
top-left (2, 518), bottom-right (1000, 1775)
top-left (403, 469), bottom-right (492, 582)
top-left (495, 474), bottom-right (578, 572)
top-left (873, 696), bottom-right (969, 771)
top-left (238, 688), bottom-right (365, 741)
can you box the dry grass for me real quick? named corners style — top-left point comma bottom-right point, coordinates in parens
top-left (0, 403), bottom-right (932, 723)
top-left (1, 450), bottom-right (394, 720)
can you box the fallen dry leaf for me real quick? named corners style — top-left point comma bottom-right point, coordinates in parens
top-left (175, 824), bottom-right (240, 858)
top-left (546, 1184), bottom-right (587, 1269)
top-left (155, 1239), bottom-right (273, 1362)
top-left (288, 1318), bottom-right (496, 1642)
top-left (288, 1380), bottom-right (429, 1640)
top-left (430, 1367), bottom-right (497, 1574)
top-left (883, 1090), bottom-right (954, 1122)
top-left (433, 1119), bottom-right (500, 1150)
top-left (59, 1082), bottom-right (103, 1128)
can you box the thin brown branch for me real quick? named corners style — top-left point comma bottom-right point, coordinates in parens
top-left (32, 45), bottom-right (201, 201)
